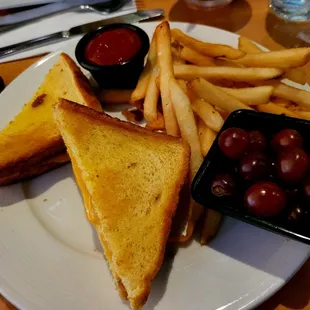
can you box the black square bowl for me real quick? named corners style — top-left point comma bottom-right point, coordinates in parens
top-left (75, 23), bottom-right (150, 89)
top-left (191, 109), bottom-right (310, 244)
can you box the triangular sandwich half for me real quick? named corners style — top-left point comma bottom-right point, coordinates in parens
top-left (53, 99), bottom-right (190, 310)
top-left (0, 53), bottom-right (102, 185)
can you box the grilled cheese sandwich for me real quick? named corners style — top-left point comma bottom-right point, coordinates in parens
top-left (53, 99), bottom-right (190, 309)
top-left (0, 53), bottom-right (101, 185)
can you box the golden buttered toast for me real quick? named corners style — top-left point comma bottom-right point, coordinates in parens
top-left (0, 53), bottom-right (101, 186)
top-left (53, 99), bottom-right (190, 310)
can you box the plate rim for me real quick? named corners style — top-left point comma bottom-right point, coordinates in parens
top-left (0, 21), bottom-right (309, 310)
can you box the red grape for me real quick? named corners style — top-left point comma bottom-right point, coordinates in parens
top-left (303, 179), bottom-right (310, 201)
top-left (286, 187), bottom-right (301, 203)
top-left (248, 130), bottom-right (266, 152)
top-left (288, 205), bottom-right (309, 225)
top-left (277, 148), bottom-right (309, 182)
top-left (239, 152), bottom-right (269, 181)
top-left (271, 129), bottom-right (303, 153)
top-left (244, 181), bottom-right (286, 217)
top-left (269, 158), bottom-right (277, 180)
top-left (218, 127), bottom-right (249, 159)
top-left (211, 174), bottom-right (236, 197)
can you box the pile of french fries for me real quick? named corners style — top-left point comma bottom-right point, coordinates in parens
top-left (100, 21), bottom-right (310, 245)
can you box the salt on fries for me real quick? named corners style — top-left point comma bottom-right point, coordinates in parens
top-left (100, 21), bottom-right (310, 245)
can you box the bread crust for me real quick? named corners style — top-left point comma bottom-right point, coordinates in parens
top-left (0, 53), bottom-right (101, 185)
top-left (0, 152), bottom-right (69, 185)
top-left (54, 99), bottom-right (190, 310)
top-left (55, 98), bottom-right (190, 148)
top-left (60, 53), bottom-right (102, 112)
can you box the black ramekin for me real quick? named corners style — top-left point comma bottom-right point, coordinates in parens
top-left (75, 23), bottom-right (150, 89)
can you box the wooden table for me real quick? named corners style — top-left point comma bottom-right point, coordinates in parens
top-left (0, 0), bottom-right (310, 309)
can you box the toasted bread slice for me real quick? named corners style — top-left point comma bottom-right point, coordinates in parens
top-left (53, 99), bottom-right (190, 310)
top-left (0, 53), bottom-right (101, 186)
top-left (0, 152), bottom-right (69, 186)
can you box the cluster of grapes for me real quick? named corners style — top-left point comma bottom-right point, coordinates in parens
top-left (211, 127), bottom-right (310, 223)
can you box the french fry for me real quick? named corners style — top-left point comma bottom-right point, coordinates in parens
top-left (131, 34), bottom-right (157, 101)
top-left (271, 97), bottom-right (292, 107)
top-left (238, 36), bottom-right (307, 84)
top-left (171, 46), bottom-right (181, 58)
top-left (145, 112), bottom-right (165, 131)
top-left (144, 66), bottom-right (160, 122)
top-left (272, 82), bottom-right (310, 110)
top-left (201, 209), bottom-right (222, 245)
top-left (180, 46), bottom-right (216, 66)
top-left (272, 98), bottom-right (299, 111)
top-left (190, 78), bottom-right (253, 113)
top-left (100, 89), bottom-right (133, 104)
top-left (170, 78), bottom-right (203, 179)
top-left (192, 98), bottom-right (224, 132)
top-left (296, 110), bottom-right (310, 120)
top-left (174, 64), bottom-right (284, 81)
top-left (198, 119), bottom-right (217, 156)
top-left (171, 46), bottom-right (185, 64)
top-left (169, 78), bottom-right (204, 240)
top-left (121, 108), bottom-right (144, 123)
top-left (173, 58), bottom-right (186, 65)
top-left (257, 102), bottom-right (302, 118)
top-left (219, 86), bottom-right (274, 106)
top-left (177, 79), bottom-right (188, 93)
top-left (284, 68), bottom-right (307, 85)
top-left (156, 22), bottom-right (179, 136)
top-left (171, 28), bottom-right (245, 60)
top-left (170, 221), bottom-right (194, 243)
top-left (155, 75), bottom-right (160, 89)
top-left (238, 36), bottom-right (262, 54)
top-left (214, 59), bottom-right (242, 67)
top-left (234, 48), bottom-right (310, 69)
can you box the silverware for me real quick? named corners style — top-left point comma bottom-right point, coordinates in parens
top-left (0, 9), bottom-right (164, 60)
top-left (0, 0), bottom-right (128, 27)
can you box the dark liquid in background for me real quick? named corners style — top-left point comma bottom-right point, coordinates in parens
top-left (170, 0), bottom-right (310, 49)
top-left (266, 11), bottom-right (310, 48)
top-left (184, 0), bottom-right (233, 10)
top-left (169, 0), bottom-right (251, 32)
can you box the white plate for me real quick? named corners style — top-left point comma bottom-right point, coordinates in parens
top-left (0, 22), bottom-right (309, 310)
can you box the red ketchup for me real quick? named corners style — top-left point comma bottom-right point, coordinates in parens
top-left (85, 28), bottom-right (142, 66)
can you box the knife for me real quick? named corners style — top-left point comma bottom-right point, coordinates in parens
top-left (0, 9), bottom-right (164, 60)
top-left (0, 0), bottom-right (113, 26)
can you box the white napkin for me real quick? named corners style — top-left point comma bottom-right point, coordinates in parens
top-left (0, 0), bottom-right (61, 10)
top-left (0, 0), bottom-right (136, 63)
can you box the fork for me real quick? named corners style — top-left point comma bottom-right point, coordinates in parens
top-left (0, 0), bottom-right (129, 34)
top-left (80, 0), bottom-right (129, 14)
